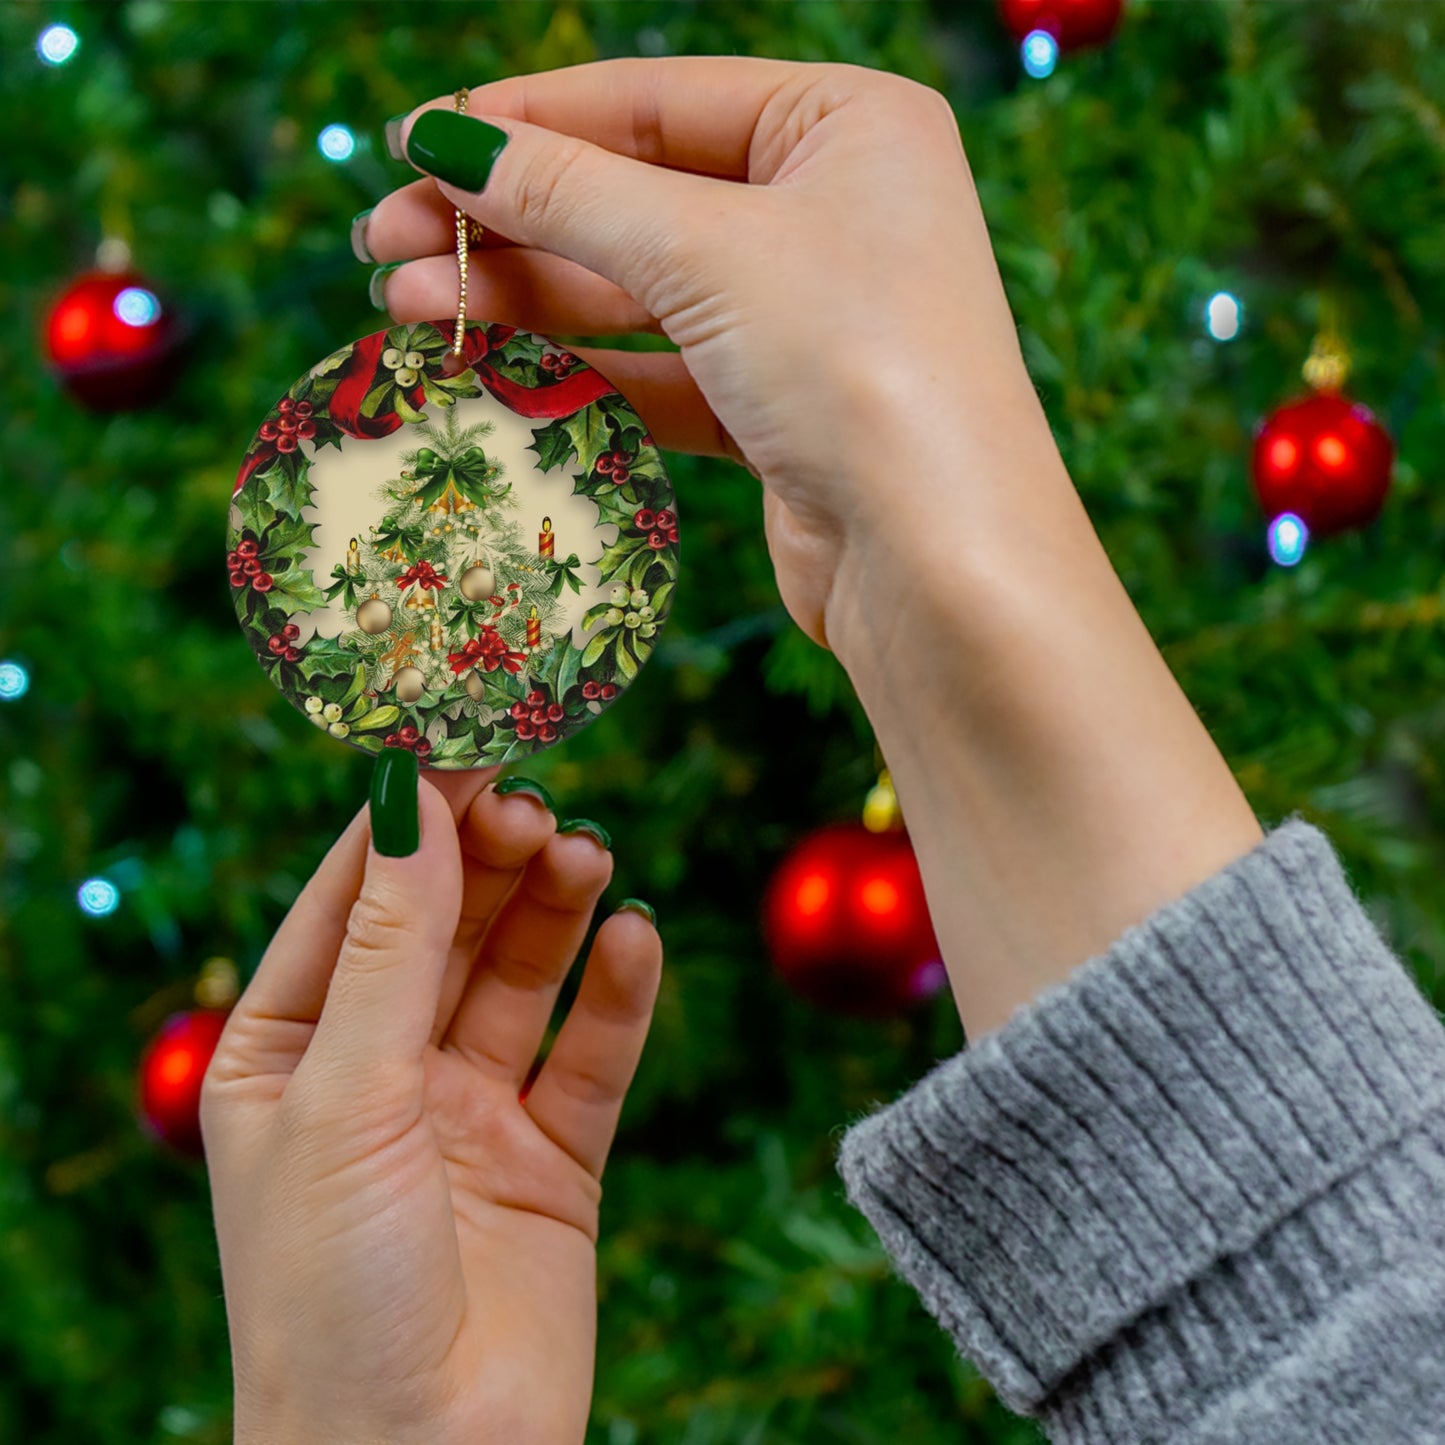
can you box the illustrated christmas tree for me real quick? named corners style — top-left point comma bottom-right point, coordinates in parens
top-left (324, 404), bottom-right (571, 715)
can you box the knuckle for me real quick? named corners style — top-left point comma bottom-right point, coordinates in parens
top-left (340, 892), bottom-right (412, 970)
top-left (513, 135), bottom-right (590, 232)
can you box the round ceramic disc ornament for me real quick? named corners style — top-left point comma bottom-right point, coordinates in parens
top-left (226, 320), bottom-right (678, 767)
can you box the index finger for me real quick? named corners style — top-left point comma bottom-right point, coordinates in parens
top-left (400, 54), bottom-right (810, 182)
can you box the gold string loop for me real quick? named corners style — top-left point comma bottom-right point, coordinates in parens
top-left (443, 88), bottom-right (482, 371)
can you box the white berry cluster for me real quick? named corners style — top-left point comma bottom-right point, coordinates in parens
top-left (382, 346), bottom-right (426, 389)
top-left (304, 695), bottom-right (349, 738)
top-left (606, 585), bottom-right (658, 639)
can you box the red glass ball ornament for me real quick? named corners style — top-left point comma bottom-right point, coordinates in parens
top-left (998, 0), bottom-right (1124, 49)
top-left (44, 270), bottom-right (179, 410)
top-left (763, 823), bottom-right (946, 1017)
top-left (1251, 392), bottom-right (1394, 538)
top-left (137, 1009), bottom-right (230, 1158)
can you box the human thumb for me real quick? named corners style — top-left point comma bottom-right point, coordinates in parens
top-left (300, 748), bottom-right (463, 1090)
top-left (396, 106), bottom-right (742, 319)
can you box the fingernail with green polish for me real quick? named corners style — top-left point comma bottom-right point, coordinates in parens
top-left (371, 747), bottom-right (420, 858)
top-left (494, 775), bottom-right (555, 812)
top-left (559, 818), bottom-right (611, 850)
top-left (617, 898), bottom-right (656, 926)
top-left (384, 113), bottom-right (409, 162)
top-left (405, 110), bottom-right (510, 193)
top-left (350, 208), bottom-right (375, 264)
top-left (369, 261), bottom-right (404, 311)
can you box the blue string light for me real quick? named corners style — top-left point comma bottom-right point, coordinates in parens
top-left (37, 24), bottom-right (79, 66)
top-left (318, 124), bottom-right (356, 162)
top-left (114, 287), bottom-right (162, 327)
top-left (0, 660), bottom-right (29, 700)
top-left (1267, 512), bottom-right (1309, 567)
top-left (1205, 291), bottom-right (1242, 342)
top-left (78, 878), bottom-right (121, 918)
top-left (1021, 30), bottom-right (1059, 79)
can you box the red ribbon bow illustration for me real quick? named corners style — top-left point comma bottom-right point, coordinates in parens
top-left (448, 626), bottom-right (525, 675)
top-left (396, 559), bottom-right (449, 592)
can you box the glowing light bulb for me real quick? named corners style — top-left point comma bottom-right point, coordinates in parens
top-left (318, 124), bottom-right (356, 162)
top-left (1205, 291), bottom-right (1242, 341)
top-left (114, 287), bottom-right (161, 327)
top-left (38, 24), bottom-right (79, 66)
top-left (1021, 30), bottom-right (1059, 79)
top-left (0, 660), bottom-right (29, 701)
top-left (1268, 512), bottom-right (1308, 567)
top-left (78, 877), bottom-right (121, 917)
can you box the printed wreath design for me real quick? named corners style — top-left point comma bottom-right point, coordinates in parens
top-left (226, 320), bottom-right (678, 768)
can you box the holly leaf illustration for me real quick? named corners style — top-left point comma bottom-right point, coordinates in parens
top-left (267, 567), bottom-right (328, 612)
top-left (594, 531), bottom-right (650, 582)
top-left (262, 457), bottom-right (316, 517)
top-left (561, 405), bottom-right (613, 475)
top-left (235, 485), bottom-right (276, 538)
top-left (599, 394), bottom-right (648, 453)
top-left (529, 419), bottom-right (575, 473)
top-left (263, 514), bottom-right (319, 566)
top-left (553, 638), bottom-right (583, 701)
top-left (297, 634), bottom-right (362, 682)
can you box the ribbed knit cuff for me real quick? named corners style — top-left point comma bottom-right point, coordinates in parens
top-left (835, 817), bottom-right (1445, 1435)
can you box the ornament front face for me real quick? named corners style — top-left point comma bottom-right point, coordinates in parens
top-left (227, 321), bottom-right (678, 767)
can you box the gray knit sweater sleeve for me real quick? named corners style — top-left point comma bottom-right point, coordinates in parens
top-left (834, 817), bottom-right (1445, 1443)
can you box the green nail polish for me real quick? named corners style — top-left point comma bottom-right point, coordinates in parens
top-left (384, 113), bottom-right (408, 162)
top-left (350, 208), bottom-right (375, 264)
top-left (559, 818), bottom-right (611, 850)
top-left (617, 898), bottom-right (656, 926)
top-left (493, 776), bottom-right (555, 811)
top-left (369, 262), bottom-right (403, 311)
top-left (370, 747), bottom-right (419, 857)
top-left (405, 110), bottom-right (510, 193)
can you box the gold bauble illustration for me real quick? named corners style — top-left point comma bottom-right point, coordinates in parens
top-left (392, 666), bottom-right (426, 703)
top-left (458, 564), bottom-right (495, 602)
top-left (357, 594), bottom-right (393, 635)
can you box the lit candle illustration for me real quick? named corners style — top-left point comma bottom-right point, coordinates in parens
top-left (526, 605), bottom-right (541, 648)
top-left (539, 516), bottom-right (554, 558)
top-left (346, 536), bottom-right (361, 573)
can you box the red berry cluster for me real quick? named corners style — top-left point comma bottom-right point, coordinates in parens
top-left (258, 398), bottom-right (316, 454)
top-left (266, 622), bottom-right (302, 663)
top-left (228, 538), bottom-right (274, 592)
top-left (540, 350), bottom-right (577, 378)
top-left (595, 449), bottom-right (633, 485)
top-left (581, 681), bottom-right (619, 703)
top-left (382, 724), bottom-right (432, 761)
top-left (509, 689), bottom-right (565, 743)
top-left (634, 507), bottom-right (678, 550)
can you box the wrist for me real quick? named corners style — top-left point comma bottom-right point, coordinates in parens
top-left (822, 413), bottom-right (1262, 1039)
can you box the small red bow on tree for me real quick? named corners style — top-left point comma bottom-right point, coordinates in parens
top-left (448, 626), bottom-right (526, 675)
top-left (396, 559), bottom-right (449, 592)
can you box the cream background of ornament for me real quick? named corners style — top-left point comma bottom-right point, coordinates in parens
top-left (287, 393), bottom-right (612, 647)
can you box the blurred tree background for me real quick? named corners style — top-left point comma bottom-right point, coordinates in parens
top-left (2, 1), bottom-right (1444, 1441)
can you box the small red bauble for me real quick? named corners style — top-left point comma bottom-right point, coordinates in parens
top-left (44, 269), bottom-right (179, 410)
top-left (998, 0), bottom-right (1124, 49)
top-left (137, 1008), bottom-right (230, 1158)
top-left (763, 823), bottom-right (946, 1017)
top-left (1251, 392), bottom-right (1394, 538)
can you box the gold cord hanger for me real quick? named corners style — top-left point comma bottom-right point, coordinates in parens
top-left (442, 88), bottom-right (485, 376)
